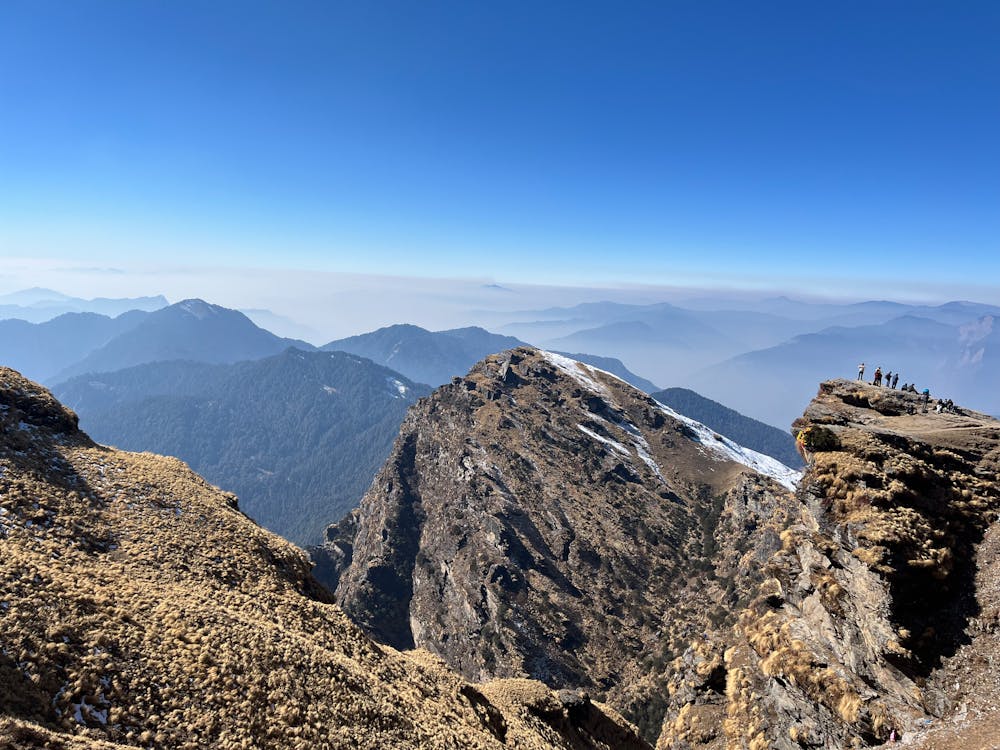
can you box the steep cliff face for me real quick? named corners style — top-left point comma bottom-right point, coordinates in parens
top-left (656, 379), bottom-right (1000, 749)
top-left (0, 367), bottom-right (648, 750)
top-left (320, 348), bottom-right (799, 738)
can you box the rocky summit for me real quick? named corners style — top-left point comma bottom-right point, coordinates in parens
top-left (0, 367), bottom-right (648, 750)
top-left (317, 347), bottom-right (801, 739)
top-left (657, 379), bottom-right (1000, 749)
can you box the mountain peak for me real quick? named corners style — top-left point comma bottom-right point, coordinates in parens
top-left (174, 298), bottom-right (223, 319)
top-left (324, 346), bottom-right (800, 739)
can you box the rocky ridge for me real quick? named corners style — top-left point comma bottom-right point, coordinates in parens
top-left (319, 347), bottom-right (800, 740)
top-left (0, 366), bottom-right (648, 750)
top-left (656, 379), bottom-right (1000, 749)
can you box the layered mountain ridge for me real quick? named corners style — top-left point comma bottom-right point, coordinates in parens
top-left (322, 323), bottom-right (659, 392)
top-left (53, 349), bottom-right (431, 545)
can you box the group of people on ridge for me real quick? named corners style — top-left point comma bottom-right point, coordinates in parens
top-left (857, 363), bottom-right (900, 389)
top-left (855, 362), bottom-right (959, 415)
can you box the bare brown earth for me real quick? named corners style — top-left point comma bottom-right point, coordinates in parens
top-left (0, 367), bottom-right (649, 750)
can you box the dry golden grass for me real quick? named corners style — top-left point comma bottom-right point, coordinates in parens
top-left (660, 380), bottom-right (1000, 748)
top-left (0, 367), bottom-right (647, 750)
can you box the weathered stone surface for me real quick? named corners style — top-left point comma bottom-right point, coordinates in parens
top-left (657, 378), bottom-right (1000, 749)
top-left (322, 347), bottom-right (798, 740)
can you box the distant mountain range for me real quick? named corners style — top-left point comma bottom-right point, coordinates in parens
top-left (0, 298), bottom-right (313, 384)
top-left (692, 314), bottom-right (1000, 427)
top-left (54, 348), bottom-right (430, 545)
top-left (0, 309), bottom-right (150, 382)
top-left (323, 323), bottom-right (659, 391)
top-left (492, 298), bottom-right (1000, 426)
top-left (323, 324), bottom-right (523, 386)
top-left (0, 286), bottom-right (167, 322)
top-left (53, 299), bottom-right (314, 382)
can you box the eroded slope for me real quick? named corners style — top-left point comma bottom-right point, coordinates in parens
top-left (321, 348), bottom-right (799, 739)
top-left (657, 379), bottom-right (1000, 749)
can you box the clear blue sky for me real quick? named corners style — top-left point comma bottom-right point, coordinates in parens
top-left (1, 1), bottom-right (998, 293)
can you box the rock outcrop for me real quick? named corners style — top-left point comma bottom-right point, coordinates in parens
top-left (318, 347), bottom-right (800, 739)
top-left (656, 379), bottom-right (1000, 749)
top-left (0, 367), bottom-right (648, 749)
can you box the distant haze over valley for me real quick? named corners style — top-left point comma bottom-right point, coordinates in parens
top-left (2, 282), bottom-right (996, 428)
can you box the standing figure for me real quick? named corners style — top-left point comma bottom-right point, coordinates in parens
top-left (873, 367), bottom-right (883, 386)
top-left (885, 370), bottom-right (893, 387)
top-left (857, 362), bottom-right (866, 380)
top-left (892, 373), bottom-right (899, 389)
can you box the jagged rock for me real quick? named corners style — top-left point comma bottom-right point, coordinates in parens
top-left (323, 347), bottom-right (799, 741)
top-left (657, 378), bottom-right (1000, 749)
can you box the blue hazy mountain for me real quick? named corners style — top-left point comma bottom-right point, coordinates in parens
top-left (323, 323), bottom-right (659, 392)
top-left (497, 298), bottom-right (1000, 412)
top-left (54, 348), bottom-right (430, 546)
top-left (690, 315), bottom-right (997, 428)
top-left (0, 287), bottom-right (168, 322)
top-left (52, 299), bottom-right (314, 382)
top-left (323, 324), bottom-right (523, 386)
top-left (0, 309), bottom-right (150, 382)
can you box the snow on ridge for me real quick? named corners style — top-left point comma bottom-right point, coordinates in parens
top-left (540, 350), bottom-right (799, 491)
top-left (178, 300), bottom-right (216, 319)
top-left (653, 400), bottom-right (801, 491)
top-left (540, 351), bottom-right (615, 397)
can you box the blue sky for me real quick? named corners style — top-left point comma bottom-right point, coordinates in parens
top-left (1, 1), bottom-right (998, 295)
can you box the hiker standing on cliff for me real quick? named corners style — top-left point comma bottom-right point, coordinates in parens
top-left (857, 362), bottom-right (865, 380)
top-left (873, 367), bottom-right (883, 386)
top-left (885, 370), bottom-right (893, 387)
top-left (892, 373), bottom-right (899, 389)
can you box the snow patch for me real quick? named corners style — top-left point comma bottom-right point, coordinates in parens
top-left (541, 350), bottom-right (799, 491)
top-left (386, 377), bottom-right (409, 398)
top-left (541, 351), bottom-right (612, 397)
top-left (653, 401), bottom-right (801, 491)
top-left (631, 435), bottom-right (666, 482)
top-left (577, 424), bottom-right (630, 456)
top-left (178, 300), bottom-right (215, 319)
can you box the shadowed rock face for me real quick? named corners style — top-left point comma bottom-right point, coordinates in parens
top-left (319, 347), bottom-right (798, 740)
top-left (0, 366), bottom-right (650, 750)
top-left (656, 379), bottom-right (1000, 750)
